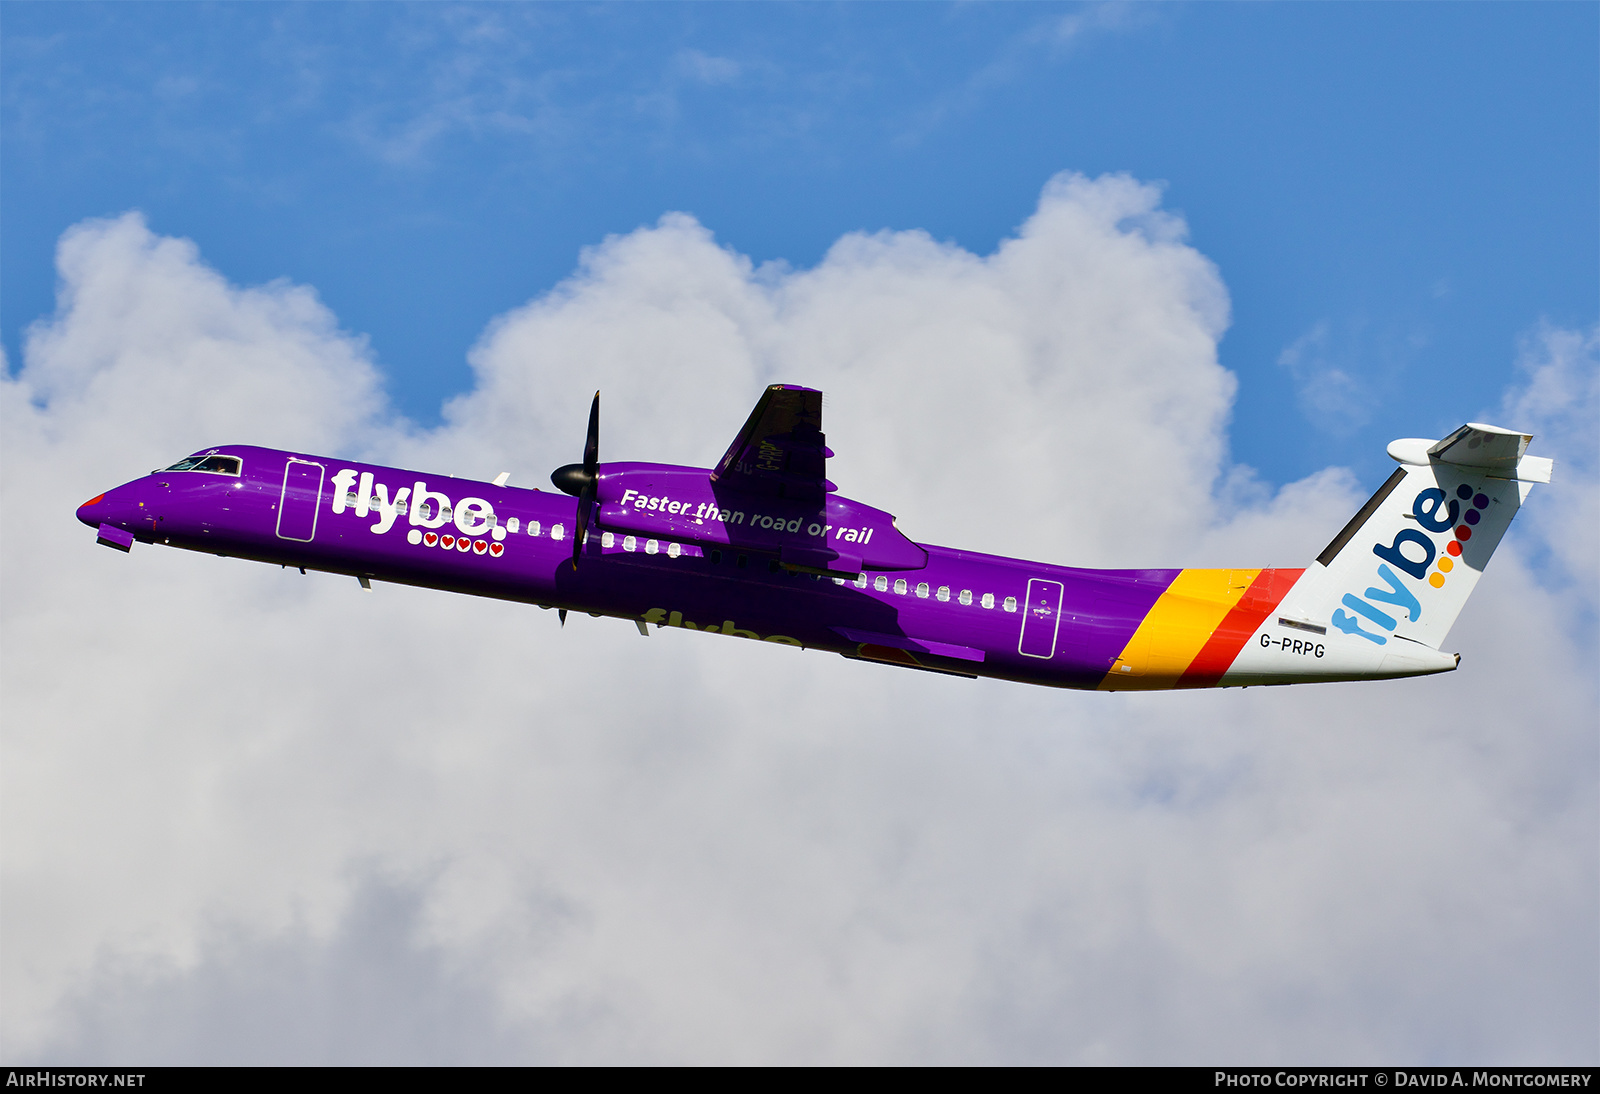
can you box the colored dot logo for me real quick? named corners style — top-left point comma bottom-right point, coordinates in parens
top-left (1435, 486), bottom-right (1491, 587)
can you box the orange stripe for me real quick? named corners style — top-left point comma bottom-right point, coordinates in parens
top-left (1175, 568), bottom-right (1304, 688)
top-left (1100, 569), bottom-right (1259, 690)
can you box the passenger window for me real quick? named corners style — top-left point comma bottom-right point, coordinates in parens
top-left (893, 578), bottom-right (907, 595)
top-left (507, 517), bottom-right (520, 534)
top-left (667, 542), bottom-right (682, 558)
top-left (623, 536), bottom-right (637, 552)
top-left (854, 573), bottom-right (869, 588)
top-left (936, 586), bottom-right (950, 602)
top-left (959, 590), bottom-right (973, 606)
top-left (647, 540), bottom-right (660, 555)
top-left (528, 520), bottom-right (541, 537)
top-left (981, 593), bottom-right (995, 609)
top-left (602, 532), bottom-right (615, 548)
top-left (1003, 596), bottom-right (1017, 613)
top-left (551, 523), bottom-right (565, 541)
top-left (874, 576), bottom-right (888, 592)
top-left (916, 582), bottom-right (930, 599)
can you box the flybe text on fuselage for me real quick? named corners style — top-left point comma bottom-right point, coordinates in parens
top-left (327, 469), bottom-right (504, 539)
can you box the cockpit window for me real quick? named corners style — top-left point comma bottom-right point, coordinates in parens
top-left (163, 454), bottom-right (242, 476)
top-left (193, 455), bottom-right (242, 475)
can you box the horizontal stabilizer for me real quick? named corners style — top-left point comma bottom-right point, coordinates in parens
top-left (1387, 423), bottom-right (1553, 483)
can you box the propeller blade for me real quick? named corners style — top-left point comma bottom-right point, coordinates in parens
top-left (582, 391), bottom-right (599, 475)
top-left (558, 608), bottom-right (567, 626)
top-left (551, 391), bottom-right (602, 569)
top-left (572, 478), bottom-right (594, 569)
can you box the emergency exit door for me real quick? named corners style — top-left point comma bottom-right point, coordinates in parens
top-left (1018, 578), bottom-right (1065, 659)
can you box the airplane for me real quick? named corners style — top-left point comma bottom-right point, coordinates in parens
top-left (75, 385), bottom-right (1553, 690)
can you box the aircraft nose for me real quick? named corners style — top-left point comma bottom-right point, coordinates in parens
top-left (76, 482), bottom-right (148, 535)
top-left (76, 492), bottom-right (109, 527)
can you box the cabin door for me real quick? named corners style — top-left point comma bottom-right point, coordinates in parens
top-left (1018, 578), bottom-right (1065, 659)
top-left (276, 458), bottom-right (324, 542)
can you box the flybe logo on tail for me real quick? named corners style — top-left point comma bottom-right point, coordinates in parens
top-left (1332, 484), bottom-right (1489, 645)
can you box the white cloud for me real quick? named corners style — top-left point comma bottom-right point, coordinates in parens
top-left (1276, 321), bottom-right (1377, 436)
top-left (3, 177), bottom-right (1593, 1063)
top-left (438, 172), bottom-right (1233, 568)
top-left (1493, 323), bottom-right (1599, 625)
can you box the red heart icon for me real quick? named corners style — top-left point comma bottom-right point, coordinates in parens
top-left (440, 534), bottom-right (455, 548)
top-left (473, 540), bottom-right (488, 554)
top-left (423, 532), bottom-right (438, 547)
top-left (456, 537), bottom-right (471, 552)
top-left (489, 542), bottom-right (504, 557)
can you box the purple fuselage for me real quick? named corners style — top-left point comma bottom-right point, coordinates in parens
top-left (77, 445), bottom-right (1180, 689)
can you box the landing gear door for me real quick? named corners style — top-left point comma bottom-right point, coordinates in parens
top-left (276, 458), bottom-right (325, 542)
top-left (1019, 578), bottom-right (1065, 659)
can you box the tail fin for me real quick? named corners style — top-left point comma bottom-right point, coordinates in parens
top-left (1276, 424), bottom-right (1552, 651)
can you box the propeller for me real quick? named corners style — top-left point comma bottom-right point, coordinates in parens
top-left (551, 391), bottom-right (601, 569)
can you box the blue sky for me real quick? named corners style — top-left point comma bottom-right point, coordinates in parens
top-left (4, 2), bottom-right (1594, 487)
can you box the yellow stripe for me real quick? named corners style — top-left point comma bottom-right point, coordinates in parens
top-left (1099, 569), bottom-right (1261, 691)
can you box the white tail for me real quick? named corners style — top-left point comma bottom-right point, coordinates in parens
top-left (1277, 424), bottom-right (1552, 652)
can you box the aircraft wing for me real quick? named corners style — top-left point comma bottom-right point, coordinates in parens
top-left (709, 384), bottom-right (834, 502)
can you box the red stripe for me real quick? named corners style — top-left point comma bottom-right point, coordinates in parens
top-left (1175, 568), bottom-right (1304, 688)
